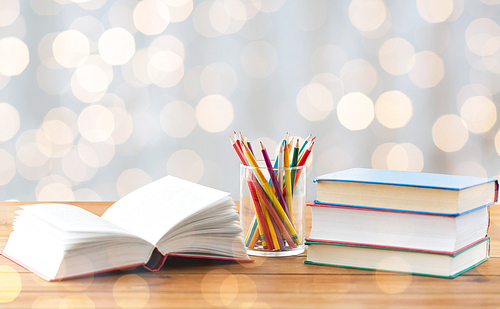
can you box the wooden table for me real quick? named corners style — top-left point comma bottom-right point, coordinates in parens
top-left (1, 201), bottom-right (500, 308)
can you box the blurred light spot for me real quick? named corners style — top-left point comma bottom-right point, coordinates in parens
top-left (133, 0), bottom-right (170, 35)
top-left (70, 16), bottom-right (104, 54)
top-left (71, 55), bottom-right (113, 102)
top-left (113, 274), bottom-right (150, 309)
top-left (98, 28), bottom-right (135, 65)
top-left (200, 62), bottom-right (238, 97)
top-left (387, 143), bottom-right (424, 172)
top-left (0, 75), bottom-right (9, 91)
top-left (59, 295), bottom-right (95, 309)
top-left (108, 4), bottom-right (137, 34)
top-left (337, 92), bottom-right (374, 130)
top-left (290, 0), bottom-right (327, 31)
top-left (37, 122), bottom-right (73, 159)
top-left (408, 51), bottom-right (444, 88)
top-left (432, 114), bottom-right (468, 152)
top-left (32, 296), bottom-right (63, 308)
top-left (16, 129), bottom-right (50, 167)
top-left (149, 35), bottom-right (185, 60)
top-left (310, 73), bottom-right (344, 108)
top-left (193, 1), bottom-right (222, 37)
top-left (349, 0), bottom-right (386, 32)
top-left (165, 0), bottom-right (193, 22)
top-left (0, 37), bottom-right (29, 76)
top-left (465, 18), bottom-right (500, 56)
top-left (78, 137), bottom-right (115, 167)
top-left (379, 38), bottom-right (415, 75)
top-left (481, 0), bottom-right (500, 4)
top-left (31, 0), bottom-right (63, 15)
top-left (160, 101), bottom-right (196, 138)
top-left (36, 175), bottom-right (74, 201)
top-left (0, 0), bottom-right (20, 26)
top-left (296, 83), bottom-right (334, 121)
top-left (0, 265), bottom-right (21, 303)
top-left (148, 50), bottom-right (184, 88)
top-left (417, 0), bottom-right (454, 23)
top-left (339, 59), bottom-right (377, 94)
top-left (360, 11), bottom-right (392, 39)
top-left (241, 41), bottom-right (278, 78)
top-left (456, 84), bottom-right (492, 110)
top-left (45, 107), bottom-right (79, 139)
top-left (0, 149), bottom-right (15, 185)
top-left (251, 0), bottom-right (286, 12)
top-left (62, 148), bottom-right (98, 182)
top-left (372, 142), bottom-right (397, 169)
top-left (453, 161), bottom-right (487, 178)
top-left (220, 274), bottom-right (257, 308)
top-left (38, 33), bottom-right (63, 69)
top-left (126, 48), bottom-right (152, 86)
top-left (167, 149), bottom-right (204, 183)
top-left (201, 269), bottom-right (232, 306)
top-left (313, 267), bottom-right (351, 300)
top-left (239, 11), bottom-right (272, 40)
top-left (79, 105), bottom-right (115, 143)
top-left (108, 107), bottom-right (133, 144)
top-left (41, 120), bottom-right (74, 145)
top-left (414, 22), bottom-right (451, 53)
top-left (76, 65), bottom-right (108, 93)
top-left (209, 1), bottom-right (231, 33)
top-left (460, 96), bottom-right (496, 133)
top-left (0, 103), bottom-right (20, 142)
top-left (117, 169), bottom-right (152, 198)
top-left (375, 91), bottom-right (413, 129)
top-left (196, 94), bottom-right (234, 132)
top-left (311, 45), bottom-right (348, 75)
top-left (73, 188), bottom-right (101, 201)
top-left (53, 30), bottom-right (89, 68)
top-left (375, 257), bottom-right (412, 294)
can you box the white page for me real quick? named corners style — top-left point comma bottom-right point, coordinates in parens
top-left (19, 204), bottom-right (135, 235)
top-left (101, 175), bottom-right (231, 246)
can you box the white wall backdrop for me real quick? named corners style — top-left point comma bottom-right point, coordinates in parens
top-left (0, 0), bottom-right (499, 201)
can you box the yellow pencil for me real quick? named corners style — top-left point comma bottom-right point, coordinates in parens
top-left (242, 143), bottom-right (300, 245)
top-left (284, 142), bottom-right (293, 220)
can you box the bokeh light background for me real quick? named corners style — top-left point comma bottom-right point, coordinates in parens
top-left (0, 0), bottom-right (499, 201)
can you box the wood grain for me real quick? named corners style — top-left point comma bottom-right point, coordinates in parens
top-left (0, 201), bottom-right (499, 308)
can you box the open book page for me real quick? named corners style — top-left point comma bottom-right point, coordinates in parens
top-left (16, 204), bottom-right (139, 236)
top-left (101, 176), bottom-right (232, 246)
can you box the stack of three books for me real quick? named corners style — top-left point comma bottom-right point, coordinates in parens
top-left (305, 168), bottom-right (498, 278)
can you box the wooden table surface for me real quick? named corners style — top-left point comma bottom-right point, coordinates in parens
top-left (1, 201), bottom-right (500, 308)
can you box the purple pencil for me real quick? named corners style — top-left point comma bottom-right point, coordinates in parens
top-left (260, 142), bottom-right (291, 220)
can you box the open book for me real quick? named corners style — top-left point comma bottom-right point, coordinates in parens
top-left (2, 176), bottom-right (251, 281)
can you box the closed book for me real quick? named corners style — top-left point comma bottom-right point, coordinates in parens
top-left (2, 176), bottom-right (251, 281)
top-left (314, 168), bottom-right (498, 215)
top-left (305, 238), bottom-right (490, 278)
top-left (307, 202), bottom-right (489, 254)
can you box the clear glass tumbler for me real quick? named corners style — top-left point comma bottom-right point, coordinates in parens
top-left (239, 161), bottom-right (306, 257)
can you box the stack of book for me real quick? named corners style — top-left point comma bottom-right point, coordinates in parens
top-left (305, 168), bottom-right (498, 278)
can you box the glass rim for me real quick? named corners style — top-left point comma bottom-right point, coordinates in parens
top-left (239, 161), bottom-right (305, 171)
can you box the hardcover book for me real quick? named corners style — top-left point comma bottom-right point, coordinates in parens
top-left (307, 202), bottom-right (489, 254)
top-left (2, 176), bottom-right (251, 281)
top-left (305, 238), bottom-right (490, 278)
top-left (314, 168), bottom-right (498, 215)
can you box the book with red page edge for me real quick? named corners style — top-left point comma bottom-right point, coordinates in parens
top-left (1, 249), bottom-right (253, 282)
top-left (307, 202), bottom-right (491, 255)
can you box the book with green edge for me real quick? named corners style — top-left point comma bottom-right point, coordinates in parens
top-left (304, 237), bottom-right (490, 278)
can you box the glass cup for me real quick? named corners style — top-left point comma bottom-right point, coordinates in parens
top-left (239, 161), bottom-right (306, 257)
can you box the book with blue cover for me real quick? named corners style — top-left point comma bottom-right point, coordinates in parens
top-left (314, 168), bottom-right (498, 215)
